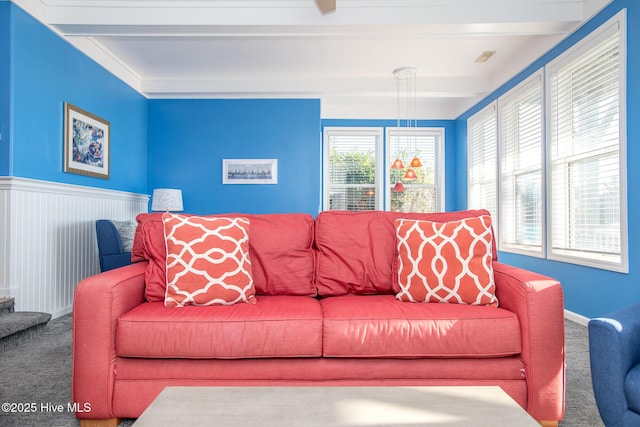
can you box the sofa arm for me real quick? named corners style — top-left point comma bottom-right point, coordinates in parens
top-left (72, 261), bottom-right (147, 420)
top-left (589, 303), bottom-right (640, 427)
top-left (493, 261), bottom-right (565, 422)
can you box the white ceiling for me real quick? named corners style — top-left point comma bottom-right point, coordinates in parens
top-left (12, 0), bottom-right (610, 119)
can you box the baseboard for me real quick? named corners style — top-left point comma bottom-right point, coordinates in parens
top-left (51, 306), bottom-right (73, 320)
top-left (0, 285), bottom-right (19, 300)
top-left (564, 309), bottom-right (590, 326)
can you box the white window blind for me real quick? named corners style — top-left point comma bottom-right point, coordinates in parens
top-left (387, 128), bottom-right (444, 213)
top-left (468, 103), bottom-right (498, 223)
top-left (499, 72), bottom-right (544, 255)
top-left (546, 12), bottom-right (627, 271)
top-left (324, 128), bottom-right (382, 211)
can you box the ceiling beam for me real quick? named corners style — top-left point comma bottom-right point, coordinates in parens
top-left (141, 75), bottom-right (490, 98)
top-left (19, 0), bottom-right (587, 28)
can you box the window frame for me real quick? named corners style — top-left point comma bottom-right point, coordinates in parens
top-left (497, 69), bottom-right (545, 257)
top-left (322, 127), bottom-right (384, 211)
top-left (544, 10), bottom-right (627, 273)
top-left (467, 101), bottom-right (498, 228)
top-left (384, 126), bottom-right (445, 213)
top-left (322, 126), bottom-right (445, 213)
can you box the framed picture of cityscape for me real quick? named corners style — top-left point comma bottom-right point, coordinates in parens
top-left (63, 102), bottom-right (110, 179)
top-left (222, 159), bottom-right (278, 184)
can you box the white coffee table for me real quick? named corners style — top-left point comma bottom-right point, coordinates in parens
top-left (132, 385), bottom-right (539, 426)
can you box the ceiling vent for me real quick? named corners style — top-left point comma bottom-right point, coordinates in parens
top-left (475, 51), bottom-right (496, 63)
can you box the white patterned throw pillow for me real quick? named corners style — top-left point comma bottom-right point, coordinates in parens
top-left (394, 215), bottom-right (498, 306)
top-left (162, 213), bottom-right (256, 307)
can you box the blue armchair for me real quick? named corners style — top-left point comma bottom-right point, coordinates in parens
top-left (95, 219), bottom-right (135, 272)
top-left (589, 303), bottom-right (640, 427)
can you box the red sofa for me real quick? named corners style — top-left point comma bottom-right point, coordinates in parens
top-left (72, 209), bottom-right (565, 427)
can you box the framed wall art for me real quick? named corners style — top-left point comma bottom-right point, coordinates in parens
top-left (64, 102), bottom-right (110, 179)
top-left (223, 159), bottom-right (278, 184)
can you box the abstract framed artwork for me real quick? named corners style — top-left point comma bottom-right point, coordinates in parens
top-left (223, 159), bottom-right (278, 184)
top-left (64, 102), bottom-right (110, 179)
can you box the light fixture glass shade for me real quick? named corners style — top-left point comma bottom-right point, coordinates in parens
top-left (151, 188), bottom-right (184, 212)
top-left (410, 157), bottom-right (423, 168)
top-left (402, 169), bottom-right (417, 181)
top-left (392, 181), bottom-right (406, 193)
top-left (391, 159), bottom-right (405, 169)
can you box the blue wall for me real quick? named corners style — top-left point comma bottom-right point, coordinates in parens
top-left (455, 0), bottom-right (640, 318)
top-left (320, 119), bottom-right (457, 211)
top-left (0, 3), bottom-right (10, 175)
top-left (147, 99), bottom-right (321, 215)
top-left (7, 3), bottom-right (148, 193)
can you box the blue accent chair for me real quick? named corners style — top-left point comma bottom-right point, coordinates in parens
top-left (95, 219), bottom-right (134, 272)
top-left (589, 303), bottom-right (640, 427)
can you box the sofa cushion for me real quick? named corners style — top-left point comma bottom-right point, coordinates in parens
top-left (163, 214), bottom-right (256, 307)
top-left (314, 210), bottom-right (496, 296)
top-left (394, 216), bottom-right (498, 306)
top-left (320, 295), bottom-right (520, 358)
top-left (116, 296), bottom-right (323, 358)
top-left (133, 212), bottom-right (316, 301)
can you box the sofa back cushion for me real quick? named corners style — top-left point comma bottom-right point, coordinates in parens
top-left (314, 209), bottom-right (495, 296)
top-left (133, 212), bottom-right (316, 301)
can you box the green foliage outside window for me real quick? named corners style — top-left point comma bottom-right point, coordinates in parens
top-left (329, 147), bottom-right (376, 210)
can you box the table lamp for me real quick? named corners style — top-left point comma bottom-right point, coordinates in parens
top-left (151, 188), bottom-right (183, 212)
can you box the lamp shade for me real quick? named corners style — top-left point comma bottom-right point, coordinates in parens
top-left (392, 181), bottom-right (406, 193)
top-left (151, 189), bottom-right (184, 212)
top-left (402, 169), bottom-right (417, 181)
top-left (391, 159), bottom-right (405, 169)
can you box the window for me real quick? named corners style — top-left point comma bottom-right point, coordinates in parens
top-left (387, 127), bottom-right (444, 212)
top-left (324, 128), bottom-right (382, 211)
top-left (465, 11), bottom-right (626, 272)
top-left (546, 11), bottom-right (627, 272)
top-left (467, 103), bottom-right (498, 223)
top-left (323, 126), bottom-right (444, 213)
top-left (498, 71), bottom-right (544, 256)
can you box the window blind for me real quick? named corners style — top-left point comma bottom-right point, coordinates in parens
top-left (387, 128), bottom-right (443, 213)
top-left (325, 130), bottom-right (380, 211)
top-left (547, 16), bottom-right (625, 271)
top-left (499, 73), bottom-right (544, 254)
top-left (467, 103), bottom-right (498, 223)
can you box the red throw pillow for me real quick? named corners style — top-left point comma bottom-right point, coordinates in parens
top-left (394, 215), bottom-right (498, 306)
top-left (163, 213), bottom-right (257, 307)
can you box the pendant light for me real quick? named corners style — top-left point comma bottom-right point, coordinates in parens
top-left (393, 67), bottom-right (421, 181)
top-left (402, 168), bottom-right (417, 181)
top-left (392, 181), bottom-right (406, 193)
top-left (391, 158), bottom-right (405, 169)
top-left (391, 68), bottom-right (406, 171)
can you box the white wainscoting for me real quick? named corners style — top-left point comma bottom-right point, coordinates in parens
top-left (0, 177), bottom-right (149, 318)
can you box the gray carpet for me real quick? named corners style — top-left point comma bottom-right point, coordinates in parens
top-left (0, 315), bottom-right (603, 426)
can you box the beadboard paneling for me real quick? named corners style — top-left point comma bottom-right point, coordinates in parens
top-left (0, 177), bottom-right (149, 317)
